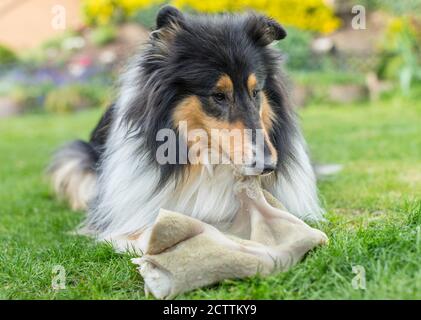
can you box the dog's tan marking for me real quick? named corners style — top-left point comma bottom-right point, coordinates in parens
top-left (172, 96), bottom-right (206, 132)
top-left (261, 93), bottom-right (275, 131)
top-left (263, 129), bottom-right (278, 164)
top-left (172, 96), bottom-right (251, 164)
top-left (247, 74), bottom-right (257, 96)
top-left (249, 75), bottom-right (277, 162)
top-left (173, 96), bottom-right (245, 133)
top-left (260, 93), bottom-right (278, 163)
top-left (215, 74), bottom-right (234, 94)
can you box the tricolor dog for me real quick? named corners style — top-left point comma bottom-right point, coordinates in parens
top-left (49, 6), bottom-right (323, 242)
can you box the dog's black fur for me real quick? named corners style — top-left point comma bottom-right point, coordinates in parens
top-left (88, 6), bottom-right (298, 187)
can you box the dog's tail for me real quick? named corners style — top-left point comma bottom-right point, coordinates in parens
top-left (48, 140), bottom-right (98, 211)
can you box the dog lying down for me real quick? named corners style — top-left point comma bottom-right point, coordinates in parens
top-left (109, 178), bottom-right (327, 299)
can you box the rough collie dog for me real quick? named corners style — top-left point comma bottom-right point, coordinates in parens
top-left (49, 6), bottom-right (323, 241)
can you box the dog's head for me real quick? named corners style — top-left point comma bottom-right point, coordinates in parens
top-left (126, 6), bottom-right (298, 179)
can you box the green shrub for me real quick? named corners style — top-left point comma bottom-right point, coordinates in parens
top-left (90, 26), bottom-right (117, 46)
top-left (0, 44), bottom-right (18, 65)
top-left (9, 84), bottom-right (54, 111)
top-left (45, 86), bottom-right (85, 113)
top-left (82, 82), bottom-right (113, 109)
top-left (276, 27), bottom-right (314, 70)
top-left (377, 16), bottom-right (421, 95)
top-left (44, 84), bottom-right (109, 113)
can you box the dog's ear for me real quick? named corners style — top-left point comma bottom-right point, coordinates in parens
top-left (156, 5), bottom-right (185, 30)
top-left (246, 14), bottom-right (287, 46)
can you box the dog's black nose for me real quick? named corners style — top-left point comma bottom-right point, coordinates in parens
top-left (249, 158), bottom-right (276, 175)
top-left (262, 163), bottom-right (276, 175)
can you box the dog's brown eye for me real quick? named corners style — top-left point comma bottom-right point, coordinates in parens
top-left (252, 89), bottom-right (259, 98)
top-left (213, 93), bottom-right (226, 102)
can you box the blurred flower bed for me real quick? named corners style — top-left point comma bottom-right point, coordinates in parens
top-left (0, 36), bottom-right (115, 116)
top-left (0, 22), bottom-right (148, 117)
top-left (0, 65), bottom-right (112, 112)
top-left (0, 0), bottom-right (420, 118)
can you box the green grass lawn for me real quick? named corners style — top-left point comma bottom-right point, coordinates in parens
top-left (1, 97), bottom-right (420, 299)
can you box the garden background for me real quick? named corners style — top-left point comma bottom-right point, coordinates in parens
top-left (0, 0), bottom-right (420, 299)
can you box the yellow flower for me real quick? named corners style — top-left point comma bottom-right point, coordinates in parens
top-left (83, 0), bottom-right (159, 25)
top-left (82, 0), bottom-right (341, 33)
top-left (173, 0), bottom-right (340, 33)
top-left (120, 0), bottom-right (155, 15)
